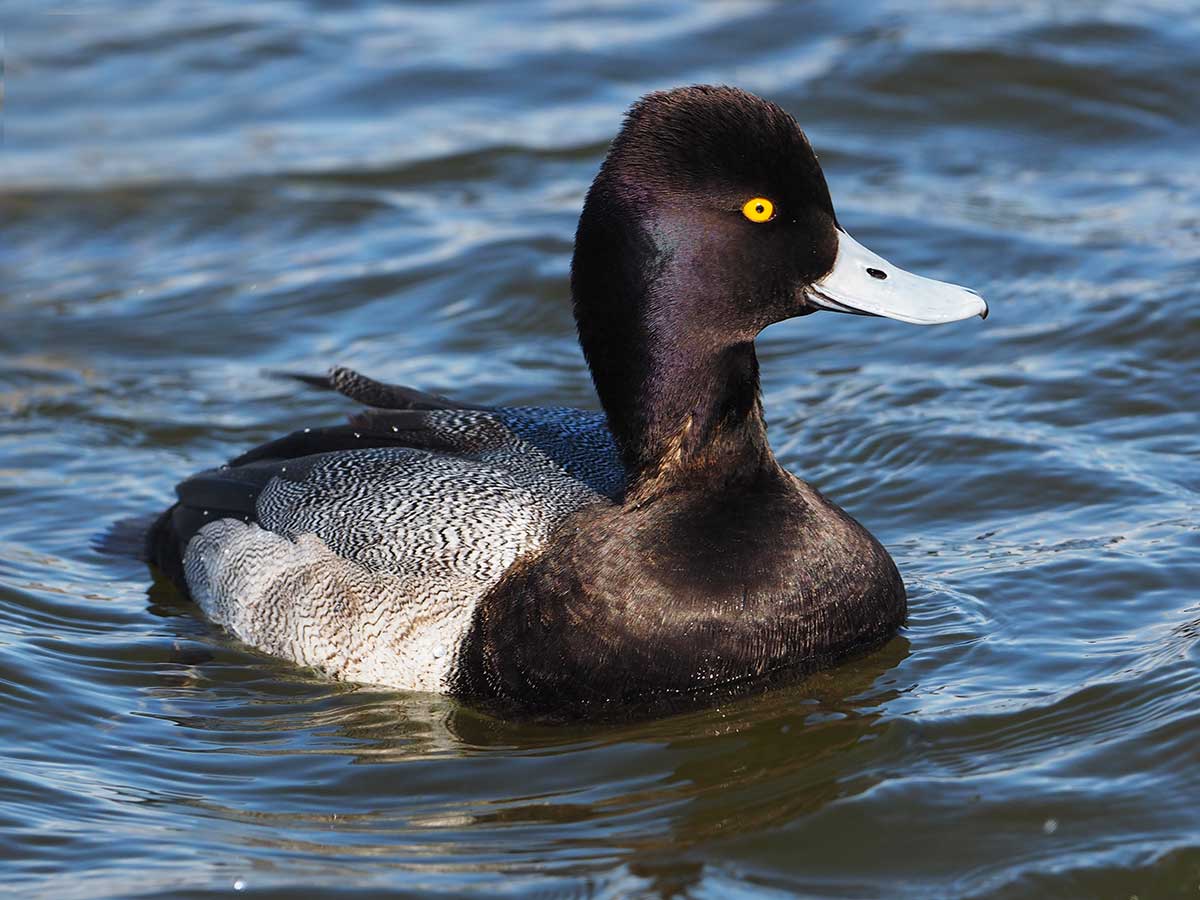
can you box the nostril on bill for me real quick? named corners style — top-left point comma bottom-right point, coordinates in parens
top-left (866, 267), bottom-right (887, 280)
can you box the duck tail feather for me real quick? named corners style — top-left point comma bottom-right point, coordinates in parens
top-left (270, 365), bottom-right (489, 412)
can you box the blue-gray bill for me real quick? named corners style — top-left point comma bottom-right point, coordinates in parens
top-left (807, 228), bottom-right (988, 324)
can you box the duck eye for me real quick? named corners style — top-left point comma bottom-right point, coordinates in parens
top-left (741, 197), bottom-right (775, 223)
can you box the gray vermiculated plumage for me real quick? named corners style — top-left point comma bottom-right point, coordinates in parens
top-left (494, 407), bottom-right (625, 499)
top-left (181, 406), bottom-right (619, 691)
top-left (309, 365), bottom-right (627, 497)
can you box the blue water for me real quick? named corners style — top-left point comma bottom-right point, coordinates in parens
top-left (2, 1), bottom-right (1199, 896)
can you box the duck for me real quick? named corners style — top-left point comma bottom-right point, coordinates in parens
top-left (140, 85), bottom-right (986, 721)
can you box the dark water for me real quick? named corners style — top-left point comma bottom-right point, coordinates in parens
top-left (3, 1), bottom-right (1199, 896)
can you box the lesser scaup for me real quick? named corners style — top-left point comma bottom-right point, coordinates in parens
top-left (140, 86), bottom-right (986, 720)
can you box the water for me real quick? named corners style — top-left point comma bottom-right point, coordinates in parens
top-left (2, 1), bottom-right (1198, 896)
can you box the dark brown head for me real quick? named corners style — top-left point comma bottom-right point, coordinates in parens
top-left (570, 86), bottom-right (986, 471)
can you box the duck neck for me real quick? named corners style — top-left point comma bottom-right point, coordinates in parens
top-left (576, 304), bottom-right (774, 497)
top-left (630, 338), bottom-right (773, 494)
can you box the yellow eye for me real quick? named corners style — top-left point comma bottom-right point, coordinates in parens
top-left (741, 197), bottom-right (775, 222)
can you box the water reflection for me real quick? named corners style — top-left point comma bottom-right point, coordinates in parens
top-left (139, 564), bottom-right (911, 890)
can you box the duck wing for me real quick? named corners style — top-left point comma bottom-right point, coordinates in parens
top-left (137, 382), bottom-right (623, 692)
top-left (278, 366), bottom-right (625, 497)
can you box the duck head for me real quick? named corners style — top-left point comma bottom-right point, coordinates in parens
top-left (571, 85), bottom-right (986, 479)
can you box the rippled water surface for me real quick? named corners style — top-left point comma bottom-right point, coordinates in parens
top-left (3, 1), bottom-right (1199, 896)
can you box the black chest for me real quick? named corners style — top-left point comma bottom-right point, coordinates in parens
top-left (451, 469), bottom-right (905, 721)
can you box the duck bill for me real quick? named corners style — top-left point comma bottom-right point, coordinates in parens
top-left (807, 229), bottom-right (988, 324)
